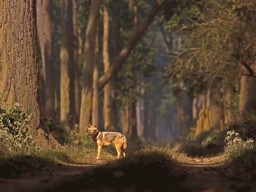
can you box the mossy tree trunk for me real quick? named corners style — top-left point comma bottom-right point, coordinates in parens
top-left (0, 0), bottom-right (40, 130)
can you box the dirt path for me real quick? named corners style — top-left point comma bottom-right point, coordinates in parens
top-left (0, 153), bottom-right (256, 192)
top-left (174, 153), bottom-right (256, 192)
top-left (0, 161), bottom-right (102, 192)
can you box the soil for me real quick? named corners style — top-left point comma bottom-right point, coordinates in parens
top-left (0, 149), bottom-right (256, 192)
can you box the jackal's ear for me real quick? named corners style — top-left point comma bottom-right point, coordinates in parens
top-left (94, 124), bottom-right (97, 128)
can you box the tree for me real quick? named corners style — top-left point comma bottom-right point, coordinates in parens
top-left (79, 0), bottom-right (101, 133)
top-left (164, 0), bottom-right (256, 133)
top-left (60, 0), bottom-right (75, 128)
top-left (103, 0), bottom-right (112, 130)
top-left (92, 25), bottom-right (100, 125)
top-left (0, 0), bottom-right (40, 130)
top-left (99, 0), bottom-right (164, 90)
top-left (72, 0), bottom-right (82, 123)
top-left (37, 0), bottom-right (55, 117)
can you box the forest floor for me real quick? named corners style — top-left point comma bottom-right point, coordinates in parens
top-left (0, 144), bottom-right (256, 192)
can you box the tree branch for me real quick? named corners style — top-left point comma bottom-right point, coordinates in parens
top-left (99, 0), bottom-right (164, 90)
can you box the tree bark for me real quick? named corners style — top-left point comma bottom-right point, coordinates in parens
top-left (99, 0), bottom-right (163, 90)
top-left (109, 5), bottom-right (121, 131)
top-left (0, 0), bottom-right (40, 130)
top-left (36, 0), bottom-right (55, 117)
top-left (73, 0), bottom-right (81, 123)
top-left (79, 0), bottom-right (101, 133)
top-left (224, 84), bottom-right (234, 124)
top-left (60, 0), bottom-right (74, 128)
top-left (208, 87), bottom-right (224, 130)
top-left (92, 26), bottom-right (99, 125)
top-left (103, 0), bottom-right (112, 130)
top-left (239, 75), bottom-right (256, 116)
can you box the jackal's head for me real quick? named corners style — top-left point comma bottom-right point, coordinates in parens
top-left (86, 124), bottom-right (99, 136)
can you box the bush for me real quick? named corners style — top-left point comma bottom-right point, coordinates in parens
top-left (0, 102), bottom-right (32, 154)
top-left (224, 130), bottom-right (254, 159)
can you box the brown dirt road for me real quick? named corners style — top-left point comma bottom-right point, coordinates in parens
top-left (0, 154), bottom-right (256, 192)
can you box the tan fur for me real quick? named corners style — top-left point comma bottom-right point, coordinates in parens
top-left (87, 124), bottom-right (127, 160)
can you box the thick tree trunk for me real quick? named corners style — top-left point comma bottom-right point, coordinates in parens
top-left (0, 0), bottom-right (40, 130)
top-left (36, 0), bottom-right (55, 117)
top-left (60, 0), bottom-right (75, 128)
top-left (79, 0), bottom-right (101, 133)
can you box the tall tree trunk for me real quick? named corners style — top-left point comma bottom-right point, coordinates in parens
top-left (129, 100), bottom-right (138, 139)
top-left (121, 102), bottom-right (130, 135)
top-left (0, 0), bottom-right (40, 130)
top-left (60, 0), bottom-right (75, 129)
top-left (131, 0), bottom-right (139, 139)
top-left (36, 0), bottom-right (55, 117)
top-left (79, 0), bottom-right (101, 133)
top-left (136, 84), bottom-right (145, 138)
top-left (73, 0), bottom-right (81, 124)
top-left (109, 4), bottom-right (121, 131)
top-left (99, 0), bottom-right (163, 90)
top-left (176, 94), bottom-right (193, 134)
top-left (224, 84), bottom-right (234, 124)
top-left (208, 87), bottom-right (224, 130)
top-left (103, 0), bottom-right (112, 130)
top-left (92, 26), bottom-right (99, 125)
top-left (239, 75), bottom-right (256, 116)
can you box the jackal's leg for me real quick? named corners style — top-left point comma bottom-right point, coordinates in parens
top-left (115, 144), bottom-right (121, 159)
top-left (96, 145), bottom-right (102, 160)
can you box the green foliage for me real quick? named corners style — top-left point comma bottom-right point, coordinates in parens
top-left (164, 0), bottom-right (256, 96)
top-left (112, 1), bottom-right (158, 105)
top-left (0, 102), bottom-right (32, 153)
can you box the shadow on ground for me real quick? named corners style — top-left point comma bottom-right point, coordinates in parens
top-left (0, 154), bottom-right (64, 178)
top-left (50, 151), bottom-right (188, 192)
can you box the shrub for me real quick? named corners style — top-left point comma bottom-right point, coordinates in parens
top-left (224, 130), bottom-right (254, 159)
top-left (0, 102), bottom-right (32, 154)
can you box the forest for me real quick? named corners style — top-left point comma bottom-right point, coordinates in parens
top-left (0, 0), bottom-right (256, 191)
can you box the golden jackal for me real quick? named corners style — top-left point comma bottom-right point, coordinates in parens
top-left (87, 124), bottom-right (127, 160)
